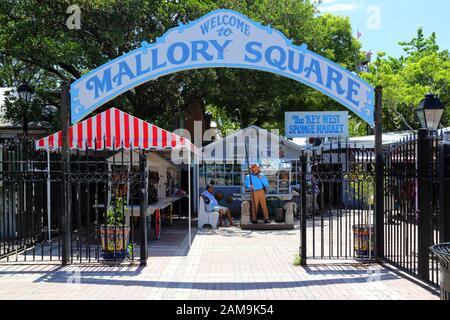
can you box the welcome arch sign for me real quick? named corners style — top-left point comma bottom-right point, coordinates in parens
top-left (71, 9), bottom-right (374, 126)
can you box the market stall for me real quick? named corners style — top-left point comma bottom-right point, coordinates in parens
top-left (200, 126), bottom-right (303, 220)
top-left (106, 149), bottom-right (185, 238)
top-left (35, 107), bottom-right (198, 245)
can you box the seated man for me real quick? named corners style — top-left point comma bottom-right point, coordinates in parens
top-left (202, 184), bottom-right (235, 227)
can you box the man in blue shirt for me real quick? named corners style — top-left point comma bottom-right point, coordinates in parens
top-left (201, 184), bottom-right (235, 227)
top-left (245, 164), bottom-right (270, 224)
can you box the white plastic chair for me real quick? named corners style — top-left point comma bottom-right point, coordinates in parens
top-left (198, 196), bottom-right (220, 229)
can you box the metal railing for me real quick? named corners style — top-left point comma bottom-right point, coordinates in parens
top-left (382, 129), bottom-right (450, 287)
top-left (299, 140), bottom-right (375, 261)
top-left (0, 138), bottom-right (149, 264)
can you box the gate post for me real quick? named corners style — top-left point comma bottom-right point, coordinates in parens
top-left (439, 141), bottom-right (450, 243)
top-left (374, 86), bottom-right (384, 262)
top-left (60, 81), bottom-right (71, 266)
top-left (418, 128), bottom-right (432, 282)
top-left (299, 154), bottom-right (307, 266)
top-left (139, 151), bottom-right (148, 266)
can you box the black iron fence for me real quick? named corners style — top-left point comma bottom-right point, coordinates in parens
top-left (382, 129), bottom-right (450, 287)
top-left (299, 141), bottom-right (375, 261)
top-left (0, 138), bottom-right (149, 264)
top-left (2, 131), bottom-right (450, 286)
top-left (298, 129), bottom-right (450, 290)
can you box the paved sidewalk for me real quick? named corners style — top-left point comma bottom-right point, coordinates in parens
top-left (0, 225), bottom-right (439, 300)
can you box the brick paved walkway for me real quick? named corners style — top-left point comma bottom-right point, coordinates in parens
top-left (0, 223), bottom-right (439, 300)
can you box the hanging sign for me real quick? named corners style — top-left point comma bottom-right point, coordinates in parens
top-left (285, 111), bottom-right (349, 138)
top-left (71, 9), bottom-right (374, 125)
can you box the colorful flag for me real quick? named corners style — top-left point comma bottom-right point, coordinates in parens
top-left (357, 29), bottom-right (362, 39)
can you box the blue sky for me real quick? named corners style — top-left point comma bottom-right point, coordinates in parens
top-left (316, 0), bottom-right (450, 58)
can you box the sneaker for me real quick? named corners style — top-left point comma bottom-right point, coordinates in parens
top-left (251, 220), bottom-right (258, 224)
top-left (264, 220), bottom-right (271, 224)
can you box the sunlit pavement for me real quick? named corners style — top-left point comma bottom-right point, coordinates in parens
top-left (0, 222), bottom-right (439, 300)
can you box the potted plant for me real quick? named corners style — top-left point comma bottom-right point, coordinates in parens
top-left (100, 197), bottom-right (130, 259)
top-left (349, 170), bottom-right (375, 259)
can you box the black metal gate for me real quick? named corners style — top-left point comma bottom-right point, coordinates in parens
top-left (3, 130), bottom-right (449, 278)
top-left (298, 141), bottom-right (375, 261)
top-left (382, 129), bottom-right (450, 287)
top-left (0, 138), bottom-right (149, 264)
top-left (297, 130), bottom-right (450, 288)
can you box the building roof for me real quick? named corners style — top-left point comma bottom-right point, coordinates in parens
top-left (202, 125), bottom-right (303, 162)
top-left (292, 128), bottom-right (450, 151)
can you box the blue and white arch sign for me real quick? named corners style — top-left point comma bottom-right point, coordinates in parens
top-left (71, 9), bottom-right (375, 126)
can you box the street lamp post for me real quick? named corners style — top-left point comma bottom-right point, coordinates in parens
top-left (415, 92), bottom-right (445, 282)
top-left (17, 82), bottom-right (34, 137)
top-left (415, 93), bottom-right (445, 131)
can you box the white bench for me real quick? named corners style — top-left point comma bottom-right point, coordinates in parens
top-left (198, 196), bottom-right (220, 229)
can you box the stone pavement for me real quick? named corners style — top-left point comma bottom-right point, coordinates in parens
top-left (0, 223), bottom-right (439, 300)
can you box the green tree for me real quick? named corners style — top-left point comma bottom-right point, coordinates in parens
top-left (0, 0), bottom-right (362, 133)
top-left (363, 28), bottom-right (450, 132)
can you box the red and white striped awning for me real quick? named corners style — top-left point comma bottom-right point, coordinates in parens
top-left (36, 107), bottom-right (197, 152)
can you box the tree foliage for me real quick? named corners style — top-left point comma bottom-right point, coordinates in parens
top-left (363, 28), bottom-right (450, 132)
top-left (0, 0), bottom-right (362, 132)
